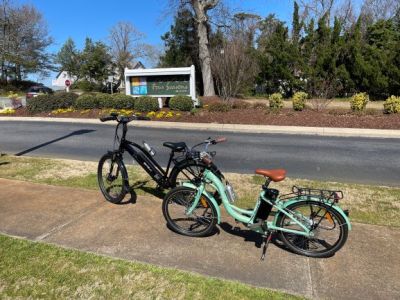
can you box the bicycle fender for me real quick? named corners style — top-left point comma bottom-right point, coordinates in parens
top-left (275, 199), bottom-right (352, 231)
top-left (182, 182), bottom-right (221, 224)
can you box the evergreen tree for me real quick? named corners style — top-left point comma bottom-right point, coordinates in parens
top-left (56, 38), bottom-right (80, 79)
top-left (80, 38), bottom-right (113, 83)
top-left (159, 8), bottom-right (203, 93)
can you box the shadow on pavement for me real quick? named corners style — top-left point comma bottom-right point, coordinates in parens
top-left (15, 129), bottom-right (96, 156)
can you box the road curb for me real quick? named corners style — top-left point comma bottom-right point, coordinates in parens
top-left (1, 116), bottom-right (400, 138)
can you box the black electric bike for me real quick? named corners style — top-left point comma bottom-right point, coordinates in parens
top-left (98, 113), bottom-right (224, 203)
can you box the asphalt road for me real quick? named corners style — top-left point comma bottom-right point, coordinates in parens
top-left (0, 120), bottom-right (399, 186)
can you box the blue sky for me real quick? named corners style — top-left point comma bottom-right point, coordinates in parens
top-left (30, 0), bottom-right (293, 52)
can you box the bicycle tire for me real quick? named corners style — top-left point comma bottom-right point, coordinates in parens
top-left (276, 200), bottom-right (348, 258)
top-left (97, 153), bottom-right (129, 204)
top-left (162, 186), bottom-right (218, 237)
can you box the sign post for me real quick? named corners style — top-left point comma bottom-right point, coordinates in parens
top-left (65, 80), bottom-right (71, 92)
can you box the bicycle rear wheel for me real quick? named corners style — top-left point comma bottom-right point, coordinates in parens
top-left (276, 200), bottom-right (348, 258)
top-left (162, 186), bottom-right (217, 237)
top-left (98, 153), bottom-right (129, 203)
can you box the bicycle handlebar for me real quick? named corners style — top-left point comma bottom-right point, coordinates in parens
top-left (100, 114), bottom-right (150, 123)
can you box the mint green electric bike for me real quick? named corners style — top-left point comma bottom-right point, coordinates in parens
top-left (162, 150), bottom-right (351, 259)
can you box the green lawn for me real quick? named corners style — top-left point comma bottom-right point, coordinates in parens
top-left (0, 234), bottom-right (300, 299)
top-left (0, 155), bottom-right (399, 227)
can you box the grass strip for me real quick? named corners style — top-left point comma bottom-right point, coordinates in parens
top-left (0, 234), bottom-right (301, 299)
top-left (0, 155), bottom-right (399, 227)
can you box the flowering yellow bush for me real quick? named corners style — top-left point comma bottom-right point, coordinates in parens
top-left (350, 93), bottom-right (369, 111)
top-left (383, 95), bottom-right (400, 114)
top-left (147, 111), bottom-right (156, 117)
top-left (7, 92), bottom-right (20, 100)
top-left (0, 108), bottom-right (16, 114)
top-left (51, 107), bottom-right (75, 114)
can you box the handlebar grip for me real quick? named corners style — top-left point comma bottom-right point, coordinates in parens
top-left (100, 116), bottom-right (116, 122)
top-left (214, 137), bottom-right (227, 144)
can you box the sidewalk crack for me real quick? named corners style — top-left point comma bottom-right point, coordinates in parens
top-left (35, 202), bottom-right (104, 241)
top-left (306, 257), bottom-right (316, 299)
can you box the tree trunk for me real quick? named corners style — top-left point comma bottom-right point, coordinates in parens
top-left (192, 0), bottom-right (216, 96)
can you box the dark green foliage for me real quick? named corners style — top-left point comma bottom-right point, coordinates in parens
top-left (207, 102), bottom-right (231, 112)
top-left (74, 93), bottom-right (99, 109)
top-left (169, 95), bottom-right (193, 111)
top-left (112, 94), bottom-right (135, 109)
top-left (0, 80), bottom-right (38, 93)
top-left (159, 8), bottom-right (203, 94)
top-left (52, 92), bottom-right (79, 105)
top-left (253, 1), bottom-right (400, 99)
top-left (72, 80), bottom-right (102, 92)
top-left (27, 92), bottom-right (78, 113)
top-left (134, 97), bottom-right (159, 112)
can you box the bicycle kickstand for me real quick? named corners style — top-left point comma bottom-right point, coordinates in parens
top-left (260, 231), bottom-right (272, 261)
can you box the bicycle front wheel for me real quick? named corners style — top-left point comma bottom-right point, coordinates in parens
top-left (276, 200), bottom-right (348, 258)
top-left (162, 186), bottom-right (217, 237)
top-left (97, 153), bottom-right (129, 204)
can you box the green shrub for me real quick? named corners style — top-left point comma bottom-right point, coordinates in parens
top-left (350, 93), bottom-right (369, 111)
top-left (169, 95), bottom-right (193, 111)
top-left (74, 93), bottom-right (99, 109)
top-left (112, 94), bottom-right (135, 109)
top-left (269, 93), bottom-right (283, 110)
top-left (292, 92), bottom-right (308, 111)
top-left (27, 92), bottom-right (79, 113)
top-left (383, 95), bottom-right (400, 114)
top-left (134, 96), bottom-right (159, 112)
top-left (207, 102), bottom-right (231, 112)
top-left (27, 95), bottom-right (51, 113)
top-left (96, 93), bottom-right (114, 108)
top-left (232, 100), bottom-right (251, 109)
top-left (52, 92), bottom-right (79, 107)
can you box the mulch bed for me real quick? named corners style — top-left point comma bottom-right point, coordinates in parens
top-left (2, 107), bottom-right (400, 129)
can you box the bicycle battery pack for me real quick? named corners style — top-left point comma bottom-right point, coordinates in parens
top-left (254, 189), bottom-right (279, 221)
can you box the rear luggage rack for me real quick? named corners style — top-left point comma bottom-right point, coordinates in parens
top-left (292, 185), bottom-right (344, 201)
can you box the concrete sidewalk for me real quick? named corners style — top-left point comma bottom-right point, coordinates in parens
top-left (1, 116), bottom-right (400, 138)
top-left (0, 178), bottom-right (399, 299)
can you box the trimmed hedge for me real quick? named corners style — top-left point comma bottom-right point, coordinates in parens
top-left (383, 95), bottom-right (400, 114)
top-left (134, 96), bottom-right (159, 112)
top-left (74, 93), bottom-right (99, 109)
top-left (27, 92), bottom-right (79, 113)
top-left (112, 94), bottom-right (135, 109)
top-left (96, 93), bottom-right (114, 108)
top-left (169, 95), bottom-right (193, 111)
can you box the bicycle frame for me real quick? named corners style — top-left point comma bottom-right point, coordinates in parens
top-left (183, 169), bottom-right (351, 237)
top-left (113, 120), bottom-right (183, 188)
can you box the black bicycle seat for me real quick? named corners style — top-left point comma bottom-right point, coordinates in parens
top-left (163, 142), bottom-right (187, 152)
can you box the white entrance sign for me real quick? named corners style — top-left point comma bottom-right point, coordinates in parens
top-left (124, 65), bottom-right (197, 105)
